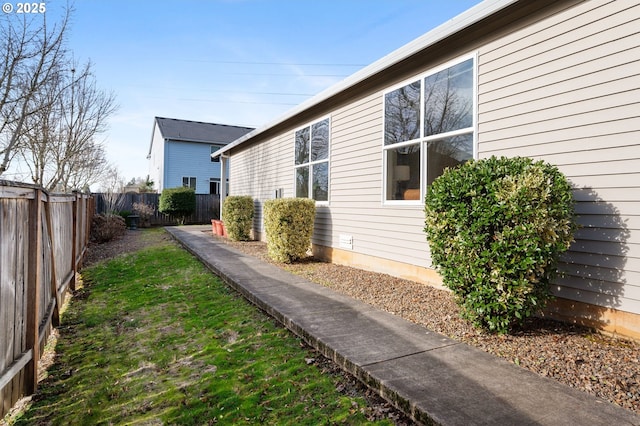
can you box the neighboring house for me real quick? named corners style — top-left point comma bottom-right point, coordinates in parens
top-left (147, 117), bottom-right (253, 194)
top-left (213, 0), bottom-right (640, 339)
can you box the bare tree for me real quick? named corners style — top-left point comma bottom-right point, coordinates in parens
top-left (19, 60), bottom-right (118, 191)
top-left (59, 140), bottom-right (111, 192)
top-left (0, 10), bottom-right (70, 175)
top-left (98, 165), bottom-right (126, 213)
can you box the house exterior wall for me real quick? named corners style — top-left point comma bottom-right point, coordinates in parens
top-left (226, 0), bottom-right (640, 337)
top-left (230, 93), bottom-right (433, 271)
top-left (230, 131), bottom-right (293, 234)
top-left (476, 0), bottom-right (640, 318)
top-left (148, 124), bottom-right (165, 192)
top-left (165, 140), bottom-right (222, 194)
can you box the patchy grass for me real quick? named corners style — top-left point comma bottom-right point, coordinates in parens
top-left (9, 230), bottom-right (393, 425)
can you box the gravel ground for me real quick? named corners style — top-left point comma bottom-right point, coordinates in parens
top-left (84, 229), bottom-right (640, 418)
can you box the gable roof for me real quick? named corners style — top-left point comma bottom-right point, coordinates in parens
top-left (154, 116), bottom-right (254, 144)
top-left (211, 0), bottom-right (522, 158)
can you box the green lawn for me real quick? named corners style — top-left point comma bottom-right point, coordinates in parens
top-left (10, 229), bottom-right (391, 425)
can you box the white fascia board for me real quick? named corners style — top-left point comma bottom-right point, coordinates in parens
top-left (211, 0), bottom-right (517, 159)
top-left (147, 119), bottom-right (159, 159)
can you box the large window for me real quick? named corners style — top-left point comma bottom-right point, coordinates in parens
top-left (383, 56), bottom-right (475, 203)
top-left (182, 176), bottom-right (196, 190)
top-left (295, 117), bottom-right (329, 201)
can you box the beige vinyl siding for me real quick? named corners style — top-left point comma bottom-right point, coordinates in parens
top-left (330, 93), bottom-right (431, 268)
top-left (477, 0), bottom-right (640, 313)
top-left (228, 122), bottom-right (331, 249)
top-left (230, 132), bottom-right (293, 234)
top-left (229, 91), bottom-right (432, 268)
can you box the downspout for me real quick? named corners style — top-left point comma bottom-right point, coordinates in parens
top-left (219, 153), bottom-right (229, 220)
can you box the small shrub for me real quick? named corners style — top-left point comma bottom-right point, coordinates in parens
top-left (133, 202), bottom-right (155, 227)
top-left (264, 198), bottom-right (316, 263)
top-left (116, 210), bottom-right (132, 227)
top-left (424, 156), bottom-right (577, 334)
top-left (222, 195), bottom-right (254, 241)
top-left (159, 187), bottom-right (196, 225)
top-left (91, 214), bottom-right (126, 243)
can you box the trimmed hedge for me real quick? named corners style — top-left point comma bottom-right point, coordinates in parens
top-left (424, 156), bottom-right (577, 333)
top-left (222, 195), bottom-right (254, 241)
top-left (264, 198), bottom-right (316, 263)
top-left (159, 187), bottom-right (196, 225)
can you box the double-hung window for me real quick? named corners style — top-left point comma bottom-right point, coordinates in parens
top-left (294, 117), bottom-right (330, 202)
top-left (182, 176), bottom-right (196, 190)
top-left (383, 55), bottom-right (475, 203)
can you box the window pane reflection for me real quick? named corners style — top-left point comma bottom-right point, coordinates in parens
top-left (295, 127), bottom-right (310, 165)
top-left (424, 58), bottom-right (473, 136)
top-left (296, 166), bottom-right (309, 198)
top-left (384, 81), bottom-right (421, 146)
top-left (311, 118), bottom-right (329, 161)
top-left (312, 162), bottom-right (328, 201)
top-left (426, 134), bottom-right (473, 185)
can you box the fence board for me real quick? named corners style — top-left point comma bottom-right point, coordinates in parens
top-left (0, 199), bottom-right (15, 415)
top-left (44, 202), bottom-right (60, 327)
top-left (12, 199), bottom-right (28, 411)
top-left (0, 182), bottom-right (92, 417)
top-left (93, 193), bottom-right (220, 225)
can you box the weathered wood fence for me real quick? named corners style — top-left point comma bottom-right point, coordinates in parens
top-left (0, 181), bottom-right (93, 418)
top-left (93, 193), bottom-right (220, 225)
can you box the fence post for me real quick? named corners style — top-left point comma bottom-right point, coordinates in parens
top-left (24, 189), bottom-right (43, 395)
top-left (71, 192), bottom-right (78, 291)
top-left (87, 195), bottom-right (94, 246)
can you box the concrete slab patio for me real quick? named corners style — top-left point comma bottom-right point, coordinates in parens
top-left (166, 225), bottom-right (640, 426)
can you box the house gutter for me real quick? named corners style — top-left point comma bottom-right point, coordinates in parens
top-left (210, 0), bottom-right (518, 160)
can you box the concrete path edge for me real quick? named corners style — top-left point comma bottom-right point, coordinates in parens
top-left (166, 225), bottom-right (640, 426)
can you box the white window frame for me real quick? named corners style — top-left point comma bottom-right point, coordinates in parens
top-left (382, 53), bottom-right (478, 206)
top-left (209, 178), bottom-right (220, 195)
top-left (293, 115), bottom-right (331, 204)
top-left (182, 176), bottom-right (196, 190)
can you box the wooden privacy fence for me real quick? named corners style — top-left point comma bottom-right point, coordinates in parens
top-left (93, 192), bottom-right (220, 225)
top-left (0, 181), bottom-right (93, 418)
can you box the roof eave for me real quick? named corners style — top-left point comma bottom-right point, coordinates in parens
top-left (211, 0), bottom-right (518, 158)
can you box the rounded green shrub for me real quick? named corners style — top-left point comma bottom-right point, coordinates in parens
top-left (222, 195), bottom-right (254, 241)
top-left (424, 156), bottom-right (577, 333)
top-left (159, 187), bottom-right (196, 225)
top-left (264, 198), bottom-right (316, 263)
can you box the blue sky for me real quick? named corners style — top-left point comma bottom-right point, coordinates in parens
top-left (36, 0), bottom-right (481, 185)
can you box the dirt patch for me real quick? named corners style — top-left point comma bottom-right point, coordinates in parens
top-left (82, 229), bottom-right (174, 267)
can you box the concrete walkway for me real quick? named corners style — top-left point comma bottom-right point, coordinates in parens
top-left (166, 225), bottom-right (640, 426)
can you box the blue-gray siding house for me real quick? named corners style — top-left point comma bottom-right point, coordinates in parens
top-left (147, 117), bottom-right (253, 194)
